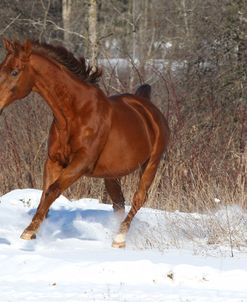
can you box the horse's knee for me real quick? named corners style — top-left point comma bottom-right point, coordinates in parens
top-left (45, 181), bottom-right (61, 199)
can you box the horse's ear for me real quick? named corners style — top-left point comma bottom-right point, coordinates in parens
top-left (3, 37), bottom-right (15, 53)
top-left (22, 39), bottom-right (32, 59)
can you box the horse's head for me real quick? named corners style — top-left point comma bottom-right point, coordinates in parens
top-left (0, 38), bottom-right (34, 113)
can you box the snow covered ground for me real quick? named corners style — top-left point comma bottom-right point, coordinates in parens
top-left (0, 189), bottom-right (247, 302)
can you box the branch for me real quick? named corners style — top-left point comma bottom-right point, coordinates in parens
top-left (16, 18), bottom-right (87, 40)
top-left (0, 13), bottom-right (21, 36)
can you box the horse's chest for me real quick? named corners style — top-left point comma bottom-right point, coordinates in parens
top-left (48, 123), bottom-right (96, 167)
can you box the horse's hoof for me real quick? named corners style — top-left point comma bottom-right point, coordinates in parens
top-left (112, 240), bottom-right (126, 248)
top-left (20, 230), bottom-right (36, 240)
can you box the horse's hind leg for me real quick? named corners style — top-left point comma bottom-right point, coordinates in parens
top-left (112, 156), bottom-right (162, 248)
top-left (104, 178), bottom-right (125, 214)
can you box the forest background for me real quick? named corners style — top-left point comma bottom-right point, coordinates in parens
top-left (0, 0), bottom-right (246, 212)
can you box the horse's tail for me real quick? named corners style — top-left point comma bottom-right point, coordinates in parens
top-left (135, 84), bottom-right (151, 101)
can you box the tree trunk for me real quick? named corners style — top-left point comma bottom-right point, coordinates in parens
top-left (88, 0), bottom-right (98, 71)
top-left (129, 0), bottom-right (137, 90)
top-left (181, 0), bottom-right (190, 37)
top-left (62, 0), bottom-right (72, 45)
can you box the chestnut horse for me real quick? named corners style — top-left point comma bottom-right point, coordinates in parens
top-left (0, 39), bottom-right (169, 248)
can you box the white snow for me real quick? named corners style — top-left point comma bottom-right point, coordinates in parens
top-left (0, 189), bottom-right (247, 302)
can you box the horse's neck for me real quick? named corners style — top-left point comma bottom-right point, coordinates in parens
top-left (31, 55), bottom-right (88, 130)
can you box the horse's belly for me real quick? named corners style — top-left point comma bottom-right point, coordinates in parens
top-left (92, 144), bottom-right (149, 177)
top-left (92, 122), bottom-right (152, 178)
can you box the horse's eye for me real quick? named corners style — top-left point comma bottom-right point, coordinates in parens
top-left (10, 69), bottom-right (19, 77)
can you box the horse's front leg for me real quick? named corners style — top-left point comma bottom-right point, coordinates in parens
top-left (20, 151), bottom-right (92, 240)
top-left (20, 157), bottom-right (63, 240)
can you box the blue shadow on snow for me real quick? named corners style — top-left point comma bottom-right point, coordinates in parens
top-left (27, 207), bottom-right (116, 241)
